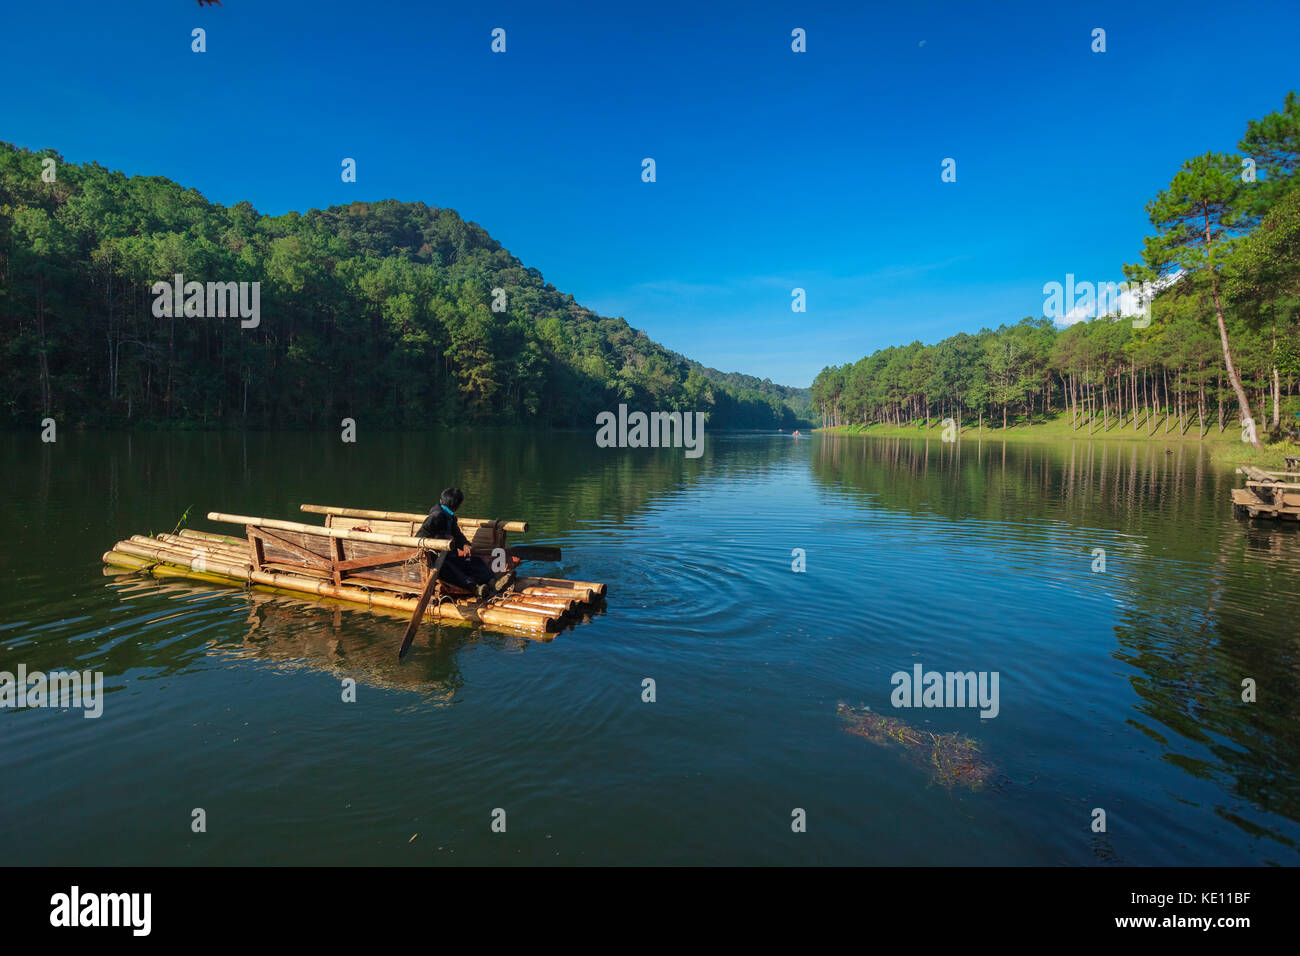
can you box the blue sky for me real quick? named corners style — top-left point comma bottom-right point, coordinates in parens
top-left (2, 1), bottom-right (1296, 386)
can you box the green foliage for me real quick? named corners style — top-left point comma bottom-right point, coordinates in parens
top-left (0, 144), bottom-right (805, 430)
top-left (1239, 89), bottom-right (1300, 211)
top-left (1133, 151), bottom-right (1255, 283)
top-left (812, 298), bottom-right (1298, 434)
top-left (1227, 186), bottom-right (1300, 367)
top-left (813, 93), bottom-right (1300, 438)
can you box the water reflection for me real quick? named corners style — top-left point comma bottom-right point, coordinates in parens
top-left (220, 591), bottom-right (473, 705)
top-left (100, 570), bottom-right (596, 704)
top-left (813, 433), bottom-right (1300, 852)
top-left (3, 429), bottom-right (1299, 862)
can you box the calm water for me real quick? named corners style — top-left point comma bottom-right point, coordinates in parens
top-left (2, 431), bottom-right (1298, 865)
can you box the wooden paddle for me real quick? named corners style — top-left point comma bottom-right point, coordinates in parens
top-left (398, 549), bottom-right (449, 660)
top-left (507, 545), bottom-right (562, 562)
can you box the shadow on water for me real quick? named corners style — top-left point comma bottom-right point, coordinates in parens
top-left (102, 570), bottom-right (480, 703)
top-left (99, 568), bottom-right (611, 707)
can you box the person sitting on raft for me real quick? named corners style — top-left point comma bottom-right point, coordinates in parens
top-left (416, 487), bottom-right (500, 600)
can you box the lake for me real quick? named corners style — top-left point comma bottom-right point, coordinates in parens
top-left (2, 430), bottom-right (1298, 865)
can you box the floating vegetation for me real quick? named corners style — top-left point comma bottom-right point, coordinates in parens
top-left (838, 702), bottom-right (996, 791)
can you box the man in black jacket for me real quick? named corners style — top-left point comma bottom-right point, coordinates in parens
top-left (417, 487), bottom-right (497, 599)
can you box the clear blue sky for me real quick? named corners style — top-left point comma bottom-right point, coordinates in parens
top-left (2, 1), bottom-right (1296, 387)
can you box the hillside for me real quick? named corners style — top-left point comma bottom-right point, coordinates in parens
top-left (667, 352), bottom-right (812, 421)
top-left (0, 143), bottom-right (809, 430)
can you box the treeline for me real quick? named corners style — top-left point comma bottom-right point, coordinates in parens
top-left (666, 352), bottom-right (812, 421)
top-left (813, 93), bottom-right (1300, 446)
top-left (0, 143), bottom-right (806, 430)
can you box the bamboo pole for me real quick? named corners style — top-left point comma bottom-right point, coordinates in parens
top-left (117, 538), bottom-right (247, 571)
top-left (133, 535), bottom-right (249, 566)
top-left (517, 575), bottom-right (606, 598)
top-left (151, 535), bottom-right (422, 597)
top-left (157, 531), bottom-right (246, 550)
top-left (114, 539), bottom-right (253, 579)
top-left (518, 585), bottom-right (594, 601)
top-left (144, 532), bottom-right (599, 608)
top-left (103, 550), bottom-right (157, 571)
top-left (246, 568), bottom-right (556, 631)
top-left (153, 534), bottom-right (249, 561)
top-left (151, 564), bottom-right (252, 588)
top-left (106, 541), bottom-right (557, 632)
top-left (207, 513), bottom-right (451, 551)
top-left (495, 599), bottom-right (573, 616)
top-left (499, 595), bottom-right (577, 613)
top-left (122, 536), bottom-right (239, 565)
top-left (300, 503), bottom-right (528, 533)
top-left (177, 528), bottom-right (249, 547)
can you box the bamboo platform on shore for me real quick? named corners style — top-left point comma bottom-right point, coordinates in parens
top-left (102, 503), bottom-right (607, 637)
top-left (1232, 466), bottom-right (1300, 521)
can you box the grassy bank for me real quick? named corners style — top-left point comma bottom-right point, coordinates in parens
top-left (815, 416), bottom-right (1298, 470)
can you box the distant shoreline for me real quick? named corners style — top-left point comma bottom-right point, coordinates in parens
top-left (814, 418), bottom-right (1297, 469)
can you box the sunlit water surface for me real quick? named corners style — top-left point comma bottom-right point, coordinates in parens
top-left (2, 431), bottom-right (1297, 864)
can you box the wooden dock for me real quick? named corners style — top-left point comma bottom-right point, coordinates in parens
top-left (1232, 465), bottom-right (1300, 520)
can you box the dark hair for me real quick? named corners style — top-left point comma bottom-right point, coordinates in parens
top-left (439, 487), bottom-right (464, 511)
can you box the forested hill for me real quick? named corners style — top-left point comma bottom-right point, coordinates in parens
top-left (667, 353), bottom-right (812, 420)
top-left (0, 142), bottom-right (807, 430)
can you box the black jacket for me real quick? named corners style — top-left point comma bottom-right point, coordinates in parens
top-left (416, 507), bottom-right (469, 550)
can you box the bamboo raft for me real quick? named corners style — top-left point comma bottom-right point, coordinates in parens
top-left (102, 504), bottom-right (607, 636)
top-left (1231, 465), bottom-right (1300, 521)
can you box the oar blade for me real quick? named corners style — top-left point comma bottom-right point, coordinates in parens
top-left (508, 545), bottom-right (562, 562)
